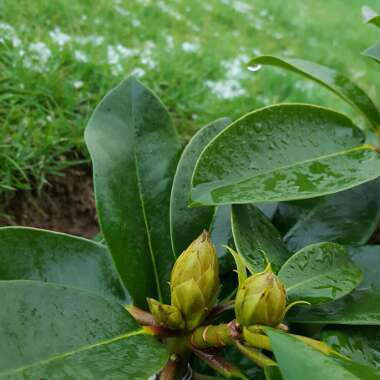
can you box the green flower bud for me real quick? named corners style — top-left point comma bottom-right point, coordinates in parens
top-left (235, 265), bottom-right (286, 327)
top-left (170, 230), bottom-right (219, 331)
top-left (147, 298), bottom-right (185, 330)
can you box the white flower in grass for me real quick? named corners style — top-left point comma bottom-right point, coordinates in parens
top-left (165, 35), bottom-right (174, 49)
top-left (74, 35), bottom-right (104, 46)
top-left (130, 67), bottom-right (146, 78)
top-left (74, 50), bottom-right (89, 63)
top-left (206, 54), bottom-right (250, 100)
top-left (73, 80), bottom-right (84, 89)
top-left (23, 42), bottom-right (52, 72)
top-left (49, 27), bottom-right (71, 48)
top-left (12, 36), bottom-right (21, 47)
top-left (181, 41), bottom-right (200, 53)
top-left (140, 41), bottom-right (156, 69)
top-left (205, 79), bottom-right (246, 99)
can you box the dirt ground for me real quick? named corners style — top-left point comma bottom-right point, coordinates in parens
top-left (0, 165), bottom-right (99, 239)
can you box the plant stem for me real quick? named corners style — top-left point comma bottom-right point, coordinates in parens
top-left (242, 328), bottom-right (272, 351)
top-left (235, 341), bottom-right (277, 368)
top-left (189, 322), bottom-right (240, 349)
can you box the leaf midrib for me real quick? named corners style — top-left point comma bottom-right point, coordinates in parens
top-left (131, 81), bottom-right (162, 302)
top-left (0, 329), bottom-right (144, 376)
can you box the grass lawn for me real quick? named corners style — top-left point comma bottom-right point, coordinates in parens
top-left (1, 0), bottom-right (380, 201)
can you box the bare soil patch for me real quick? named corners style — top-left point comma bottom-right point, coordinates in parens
top-left (0, 165), bottom-right (99, 239)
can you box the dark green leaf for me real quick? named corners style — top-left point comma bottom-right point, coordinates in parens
top-left (257, 203), bottom-right (278, 220)
top-left (289, 245), bottom-right (380, 324)
top-left (362, 45), bottom-right (380, 64)
top-left (191, 104), bottom-right (380, 206)
top-left (322, 326), bottom-right (380, 368)
top-left (210, 205), bottom-right (234, 274)
top-left (265, 366), bottom-right (283, 380)
top-left (0, 227), bottom-right (128, 303)
top-left (363, 6), bottom-right (380, 28)
top-left (231, 204), bottom-right (290, 273)
top-left (85, 77), bottom-right (181, 306)
top-left (283, 179), bottom-right (380, 252)
top-left (273, 199), bottom-right (319, 236)
top-left (278, 242), bottom-right (362, 304)
top-left (266, 327), bottom-right (380, 380)
top-left (250, 55), bottom-right (380, 129)
top-left (0, 281), bottom-right (168, 379)
top-left (170, 118), bottom-right (231, 256)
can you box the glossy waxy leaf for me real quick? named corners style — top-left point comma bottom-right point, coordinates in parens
top-left (191, 104), bottom-right (380, 206)
top-left (273, 199), bottom-right (319, 236)
top-left (289, 245), bottom-right (380, 324)
top-left (85, 77), bottom-right (181, 306)
top-left (265, 366), bottom-right (283, 380)
top-left (257, 203), bottom-right (278, 220)
top-left (278, 242), bottom-right (362, 304)
top-left (266, 327), bottom-right (380, 380)
top-left (0, 226), bottom-right (128, 303)
top-left (170, 117), bottom-right (231, 256)
top-left (0, 281), bottom-right (168, 379)
top-left (283, 179), bottom-right (380, 252)
top-left (231, 204), bottom-right (290, 273)
top-left (363, 6), bottom-right (380, 28)
top-left (322, 326), bottom-right (380, 368)
top-left (250, 55), bottom-right (380, 129)
top-left (363, 45), bottom-right (380, 64)
top-left (210, 205), bottom-right (234, 274)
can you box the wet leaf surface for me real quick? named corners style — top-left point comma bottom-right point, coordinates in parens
top-left (322, 326), bottom-right (380, 368)
top-left (232, 204), bottom-right (290, 272)
top-left (0, 227), bottom-right (128, 303)
top-left (0, 281), bottom-right (168, 379)
top-left (283, 179), bottom-right (380, 252)
top-left (278, 242), bottom-right (362, 304)
top-left (266, 327), bottom-right (380, 380)
top-left (250, 55), bottom-right (380, 129)
top-left (210, 205), bottom-right (235, 274)
top-left (85, 77), bottom-right (181, 306)
top-left (170, 117), bottom-right (231, 257)
top-left (288, 245), bottom-right (380, 324)
top-left (191, 105), bottom-right (380, 206)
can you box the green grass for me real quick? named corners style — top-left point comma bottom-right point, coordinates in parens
top-left (1, 0), bottom-right (380, 198)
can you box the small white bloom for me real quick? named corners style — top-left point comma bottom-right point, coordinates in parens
top-left (205, 79), bottom-right (246, 99)
top-left (181, 41), bottom-right (200, 53)
top-left (130, 67), bottom-right (146, 77)
top-left (75, 35), bottom-right (104, 46)
top-left (131, 19), bottom-right (141, 27)
top-left (29, 42), bottom-right (52, 63)
top-left (115, 6), bottom-right (130, 16)
top-left (140, 41), bottom-right (156, 69)
top-left (165, 35), bottom-right (174, 49)
top-left (74, 50), bottom-right (88, 63)
top-left (12, 36), bottom-right (21, 47)
top-left (73, 80), bottom-right (84, 89)
top-left (49, 27), bottom-right (71, 47)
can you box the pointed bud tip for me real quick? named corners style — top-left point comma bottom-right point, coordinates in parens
top-left (201, 229), bottom-right (210, 242)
